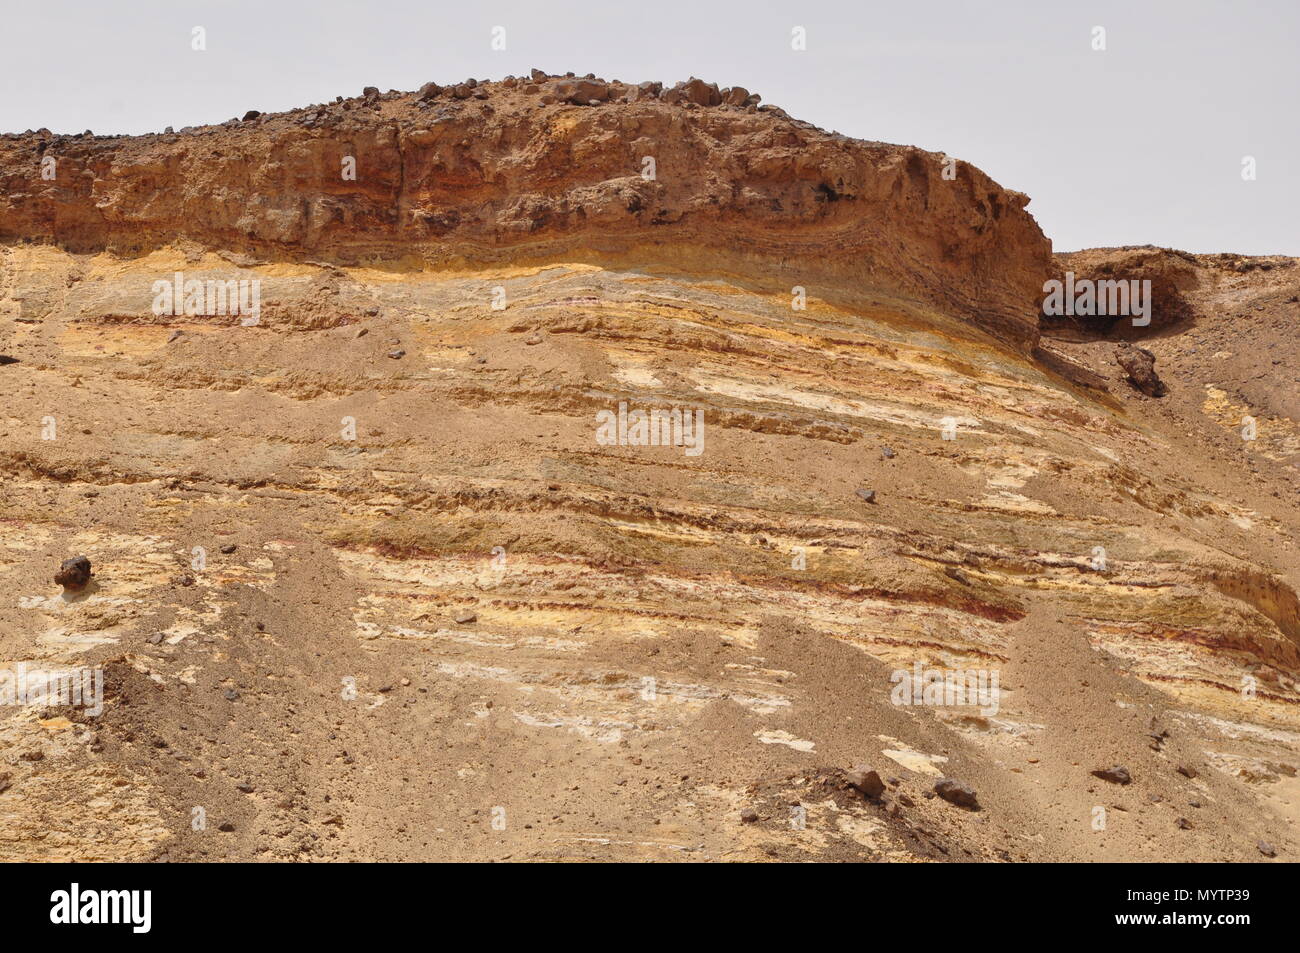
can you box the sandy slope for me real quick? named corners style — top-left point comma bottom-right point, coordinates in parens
top-left (0, 79), bottom-right (1297, 862)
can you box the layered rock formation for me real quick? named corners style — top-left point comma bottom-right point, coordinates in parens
top-left (0, 73), bottom-right (1051, 351)
top-left (1, 78), bottom-right (1297, 863)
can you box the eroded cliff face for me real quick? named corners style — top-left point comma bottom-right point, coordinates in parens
top-left (1, 79), bottom-right (1298, 864)
top-left (0, 74), bottom-right (1051, 351)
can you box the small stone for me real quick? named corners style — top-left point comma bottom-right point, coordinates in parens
top-left (217, 821), bottom-right (236, 832)
top-left (387, 349), bottom-right (405, 359)
top-left (525, 333), bottom-right (543, 345)
top-left (934, 778), bottom-right (980, 810)
top-left (242, 110), bottom-right (261, 121)
top-left (1091, 765), bottom-right (1132, 785)
top-left (223, 688), bottom-right (240, 701)
top-left (220, 544), bottom-right (237, 554)
top-left (168, 329), bottom-right (184, 343)
top-left (881, 446), bottom-right (896, 459)
top-left (54, 555), bottom-right (93, 590)
top-left (454, 610), bottom-right (477, 624)
top-left (1177, 764), bottom-right (1198, 779)
top-left (855, 488), bottom-right (877, 503)
top-left (1258, 841), bottom-right (1277, 858)
top-left (739, 808), bottom-right (759, 824)
top-left (844, 765), bottom-right (885, 799)
top-left (147, 632), bottom-right (165, 645)
top-left (1176, 817), bottom-right (1192, 830)
top-left (236, 782), bottom-right (254, 793)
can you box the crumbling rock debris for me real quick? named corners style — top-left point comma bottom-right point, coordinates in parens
top-left (1115, 343), bottom-right (1167, 397)
top-left (54, 555), bottom-right (92, 591)
top-left (844, 765), bottom-right (886, 799)
top-left (554, 79), bottom-right (610, 105)
top-left (934, 778), bottom-right (980, 810)
top-left (1092, 765), bottom-right (1132, 785)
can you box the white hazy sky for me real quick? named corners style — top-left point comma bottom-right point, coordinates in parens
top-left (3, 0), bottom-right (1295, 254)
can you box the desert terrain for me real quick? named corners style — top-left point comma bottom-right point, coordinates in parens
top-left (0, 73), bottom-right (1296, 861)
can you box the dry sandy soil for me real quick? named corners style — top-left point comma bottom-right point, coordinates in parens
top-left (0, 74), bottom-right (1297, 862)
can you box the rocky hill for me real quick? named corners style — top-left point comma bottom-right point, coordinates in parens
top-left (0, 74), bottom-right (1297, 862)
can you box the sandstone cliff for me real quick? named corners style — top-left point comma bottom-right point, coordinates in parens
top-left (1, 77), bottom-right (1298, 864)
top-left (0, 73), bottom-right (1052, 351)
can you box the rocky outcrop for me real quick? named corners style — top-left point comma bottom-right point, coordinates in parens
top-left (0, 73), bottom-right (1052, 350)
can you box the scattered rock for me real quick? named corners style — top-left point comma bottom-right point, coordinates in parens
top-left (1091, 765), bottom-right (1132, 785)
top-left (387, 349), bottom-right (405, 359)
top-left (242, 110), bottom-right (261, 121)
top-left (554, 79), bottom-right (610, 105)
top-left (880, 446), bottom-right (895, 459)
top-left (223, 688), bottom-right (240, 701)
top-left (722, 86), bottom-right (750, 107)
top-left (855, 488), bottom-right (877, 503)
top-left (1115, 343), bottom-right (1167, 397)
top-left (147, 632), bottom-right (165, 645)
top-left (236, 782), bottom-right (255, 793)
top-left (220, 544), bottom-right (237, 554)
top-left (167, 329), bottom-right (184, 343)
top-left (217, 821), bottom-right (236, 832)
top-left (1176, 817), bottom-right (1193, 830)
top-left (844, 765), bottom-right (886, 799)
top-left (934, 778), bottom-right (980, 810)
top-left (739, 808), bottom-right (759, 823)
top-left (1177, 764), bottom-right (1198, 779)
top-left (525, 332), bottom-right (543, 345)
top-left (1258, 841), bottom-right (1277, 858)
top-left (454, 610), bottom-right (477, 624)
top-left (54, 555), bottom-right (92, 590)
